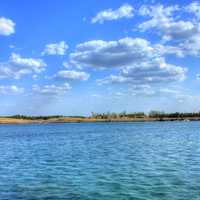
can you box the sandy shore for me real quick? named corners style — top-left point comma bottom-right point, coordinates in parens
top-left (0, 116), bottom-right (200, 124)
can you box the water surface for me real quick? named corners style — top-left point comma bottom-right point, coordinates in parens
top-left (0, 122), bottom-right (200, 200)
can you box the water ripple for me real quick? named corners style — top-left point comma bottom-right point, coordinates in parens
top-left (0, 122), bottom-right (200, 199)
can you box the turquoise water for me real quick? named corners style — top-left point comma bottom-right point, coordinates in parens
top-left (0, 122), bottom-right (200, 200)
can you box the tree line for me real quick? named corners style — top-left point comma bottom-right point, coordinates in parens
top-left (2, 111), bottom-right (200, 120)
top-left (91, 111), bottom-right (200, 119)
top-left (3, 115), bottom-right (64, 120)
top-left (91, 111), bottom-right (145, 119)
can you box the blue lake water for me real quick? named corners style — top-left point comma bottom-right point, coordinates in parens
top-left (0, 122), bottom-right (200, 200)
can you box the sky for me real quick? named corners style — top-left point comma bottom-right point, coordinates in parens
top-left (0, 0), bottom-right (200, 116)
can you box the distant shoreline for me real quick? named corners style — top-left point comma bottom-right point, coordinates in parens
top-left (0, 117), bottom-right (200, 124)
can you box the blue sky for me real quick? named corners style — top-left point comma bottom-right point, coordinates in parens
top-left (0, 0), bottom-right (200, 116)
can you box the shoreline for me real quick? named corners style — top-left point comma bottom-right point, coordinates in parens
top-left (0, 117), bottom-right (200, 124)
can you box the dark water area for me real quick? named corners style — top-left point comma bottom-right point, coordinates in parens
top-left (0, 122), bottom-right (200, 200)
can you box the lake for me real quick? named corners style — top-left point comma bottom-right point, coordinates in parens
top-left (0, 122), bottom-right (200, 200)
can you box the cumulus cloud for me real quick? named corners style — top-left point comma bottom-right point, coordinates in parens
top-left (155, 44), bottom-right (184, 57)
top-left (91, 4), bottom-right (134, 24)
top-left (70, 37), bottom-right (155, 68)
top-left (49, 70), bottom-right (90, 81)
top-left (186, 1), bottom-right (200, 19)
top-left (138, 3), bottom-right (200, 57)
top-left (0, 17), bottom-right (15, 36)
top-left (42, 41), bottom-right (68, 56)
top-left (138, 4), bottom-right (198, 41)
top-left (10, 53), bottom-right (46, 72)
top-left (99, 58), bottom-right (186, 85)
top-left (0, 85), bottom-right (24, 95)
top-left (32, 83), bottom-right (71, 96)
top-left (0, 53), bottom-right (46, 79)
top-left (70, 37), bottom-right (186, 86)
top-left (63, 60), bottom-right (83, 69)
top-left (179, 35), bottom-right (200, 56)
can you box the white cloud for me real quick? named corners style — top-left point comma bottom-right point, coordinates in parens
top-left (63, 62), bottom-right (71, 69)
top-left (139, 4), bottom-right (179, 17)
top-left (180, 35), bottom-right (200, 56)
top-left (99, 57), bottom-right (186, 85)
top-left (32, 83), bottom-right (71, 96)
top-left (138, 4), bottom-right (200, 57)
top-left (10, 53), bottom-right (46, 72)
top-left (0, 85), bottom-right (24, 95)
top-left (131, 85), bottom-right (155, 97)
top-left (50, 70), bottom-right (90, 81)
top-left (91, 4), bottom-right (134, 24)
top-left (70, 37), bottom-right (155, 68)
top-left (155, 44), bottom-right (184, 57)
top-left (186, 2), bottom-right (200, 19)
top-left (70, 37), bottom-right (186, 86)
top-left (32, 74), bottom-right (38, 80)
top-left (0, 17), bottom-right (15, 36)
top-left (196, 73), bottom-right (200, 80)
top-left (138, 4), bottom-right (198, 42)
top-left (128, 85), bottom-right (185, 98)
top-left (42, 41), bottom-right (68, 56)
top-left (109, 85), bottom-right (184, 98)
top-left (0, 53), bottom-right (46, 79)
